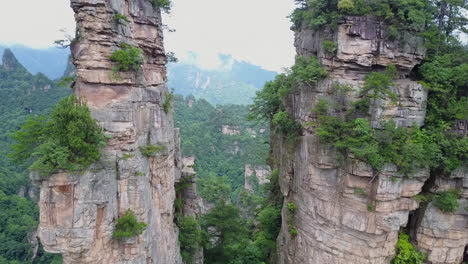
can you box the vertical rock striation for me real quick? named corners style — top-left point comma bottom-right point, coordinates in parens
top-left (178, 156), bottom-right (204, 264)
top-left (275, 16), bottom-right (432, 264)
top-left (415, 165), bottom-right (468, 264)
top-left (35, 0), bottom-right (182, 263)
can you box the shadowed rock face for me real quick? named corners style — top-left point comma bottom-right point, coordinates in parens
top-left (415, 165), bottom-right (468, 264)
top-left (274, 15), bottom-right (463, 264)
top-left (36, 1), bottom-right (182, 263)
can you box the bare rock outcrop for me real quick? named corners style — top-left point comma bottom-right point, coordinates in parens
top-left (244, 164), bottom-right (271, 191)
top-left (275, 16), bottom-right (435, 264)
top-left (415, 166), bottom-right (468, 264)
top-left (177, 156), bottom-right (204, 264)
top-left (35, 1), bottom-right (182, 263)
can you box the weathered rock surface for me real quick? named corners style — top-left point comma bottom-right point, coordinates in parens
top-left (244, 164), bottom-right (271, 191)
top-left (35, 1), bottom-right (182, 263)
top-left (222, 125), bottom-right (241, 135)
top-left (274, 16), bottom-right (452, 264)
top-left (415, 166), bottom-right (468, 264)
top-left (178, 156), bottom-right (204, 264)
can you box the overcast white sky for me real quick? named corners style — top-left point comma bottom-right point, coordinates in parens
top-left (0, 0), bottom-right (296, 72)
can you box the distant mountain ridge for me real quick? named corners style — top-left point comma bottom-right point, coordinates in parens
top-left (168, 54), bottom-right (277, 105)
top-left (0, 45), bottom-right (69, 80)
top-left (0, 46), bottom-right (277, 105)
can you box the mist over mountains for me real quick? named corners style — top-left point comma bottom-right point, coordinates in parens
top-left (0, 46), bottom-right (276, 105)
top-left (0, 45), bottom-right (69, 80)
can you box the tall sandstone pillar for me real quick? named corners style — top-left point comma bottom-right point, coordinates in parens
top-left (275, 16), bottom-right (429, 264)
top-left (35, 0), bottom-right (183, 263)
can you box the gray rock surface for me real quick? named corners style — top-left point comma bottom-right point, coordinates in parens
top-left (416, 166), bottom-right (468, 264)
top-left (35, 1), bottom-right (182, 263)
top-left (275, 16), bottom-right (441, 264)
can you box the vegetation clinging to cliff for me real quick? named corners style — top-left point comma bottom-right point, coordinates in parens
top-left (110, 43), bottom-right (144, 72)
top-left (419, 47), bottom-right (468, 174)
top-left (113, 209), bottom-right (147, 239)
top-left (249, 56), bottom-right (327, 139)
top-left (392, 232), bottom-right (426, 264)
top-left (291, 0), bottom-right (466, 33)
top-left (10, 95), bottom-right (107, 176)
top-left (178, 216), bottom-right (202, 264)
top-left (310, 66), bottom-right (434, 175)
top-left (434, 190), bottom-right (460, 213)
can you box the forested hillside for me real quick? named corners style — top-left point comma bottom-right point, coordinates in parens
top-left (0, 48), bottom-right (275, 264)
top-left (174, 95), bottom-right (270, 199)
top-left (0, 49), bottom-right (67, 264)
top-left (0, 45), bottom-right (69, 80)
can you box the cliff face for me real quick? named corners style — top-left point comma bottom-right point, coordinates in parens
top-left (275, 16), bottom-right (467, 264)
top-left (35, 0), bottom-right (182, 263)
top-left (415, 165), bottom-right (468, 263)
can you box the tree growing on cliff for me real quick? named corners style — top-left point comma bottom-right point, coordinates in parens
top-left (113, 209), bottom-right (147, 239)
top-left (110, 43), bottom-right (144, 73)
top-left (10, 95), bottom-right (107, 176)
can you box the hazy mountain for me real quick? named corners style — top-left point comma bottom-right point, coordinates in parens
top-left (167, 54), bottom-right (277, 105)
top-left (0, 44), bottom-right (69, 80)
top-left (0, 46), bottom-right (276, 105)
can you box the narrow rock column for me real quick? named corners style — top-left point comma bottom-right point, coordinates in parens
top-left (275, 16), bottom-right (428, 264)
top-left (35, 0), bottom-right (182, 263)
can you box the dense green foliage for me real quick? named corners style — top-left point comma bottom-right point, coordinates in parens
top-left (434, 190), bottom-right (460, 213)
top-left (178, 216), bottom-right (202, 264)
top-left (174, 95), bottom-right (278, 263)
top-left (322, 40), bottom-right (338, 54)
top-left (198, 169), bottom-right (282, 264)
top-left (174, 95), bottom-right (269, 196)
top-left (113, 209), bottom-right (147, 239)
top-left (291, 0), bottom-right (466, 33)
top-left (0, 190), bottom-right (38, 261)
top-left (310, 65), bottom-right (439, 175)
top-left (392, 232), bottom-right (426, 264)
top-left (198, 174), bottom-right (232, 203)
top-left (0, 50), bottom-right (65, 263)
top-left (249, 56), bottom-right (327, 139)
top-left (201, 202), bottom-right (254, 264)
top-left (418, 47), bottom-right (468, 174)
top-left (110, 43), bottom-right (144, 72)
top-left (11, 95), bottom-right (107, 176)
top-left (314, 111), bottom-right (438, 175)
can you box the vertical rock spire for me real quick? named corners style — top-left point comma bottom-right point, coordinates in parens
top-left (275, 16), bottom-right (430, 264)
top-left (36, 1), bottom-right (182, 263)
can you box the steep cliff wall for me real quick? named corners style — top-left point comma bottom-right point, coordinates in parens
top-left (273, 16), bottom-right (467, 264)
top-left (35, 1), bottom-right (182, 263)
top-left (414, 167), bottom-right (468, 263)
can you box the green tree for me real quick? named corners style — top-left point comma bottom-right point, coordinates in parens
top-left (392, 232), bottom-right (426, 264)
top-left (11, 95), bottom-right (107, 176)
top-left (198, 174), bottom-right (232, 203)
top-left (178, 216), bottom-right (202, 264)
top-left (113, 209), bottom-right (147, 239)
